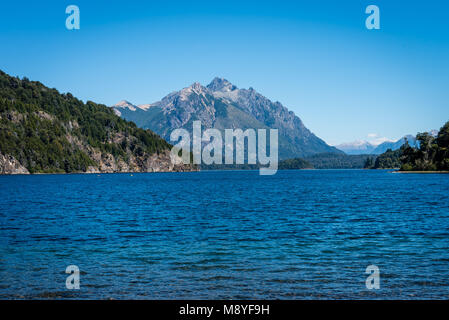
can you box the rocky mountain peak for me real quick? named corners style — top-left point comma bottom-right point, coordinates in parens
top-left (111, 78), bottom-right (342, 158)
top-left (179, 82), bottom-right (207, 97)
top-left (114, 100), bottom-right (136, 111)
top-left (207, 77), bottom-right (236, 92)
top-left (190, 82), bottom-right (203, 90)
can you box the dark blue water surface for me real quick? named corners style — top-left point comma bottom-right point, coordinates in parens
top-left (0, 170), bottom-right (449, 299)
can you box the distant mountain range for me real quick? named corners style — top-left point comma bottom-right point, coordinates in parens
top-left (336, 134), bottom-right (426, 155)
top-left (111, 78), bottom-right (342, 160)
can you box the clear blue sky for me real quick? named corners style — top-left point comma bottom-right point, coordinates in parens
top-left (1, 0), bottom-right (448, 145)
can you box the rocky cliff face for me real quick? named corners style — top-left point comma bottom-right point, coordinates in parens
top-left (85, 149), bottom-right (195, 173)
top-left (0, 149), bottom-right (194, 174)
top-left (113, 78), bottom-right (342, 159)
top-left (0, 134), bottom-right (194, 175)
top-left (62, 132), bottom-right (195, 174)
top-left (0, 153), bottom-right (30, 174)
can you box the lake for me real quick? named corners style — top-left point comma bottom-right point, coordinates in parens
top-left (0, 170), bottom-right (448, 299)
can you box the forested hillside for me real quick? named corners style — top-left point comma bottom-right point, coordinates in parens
top-left (304, 153), bottom-right (373, 169)
top-left (363, 121), bottom-right (449, 171)
top-left (0, 70), bottom-right (192, 174)
top-left (363, 149), bottom-right (402, 169)
top-left (400, 121), bottom-right (449, 171)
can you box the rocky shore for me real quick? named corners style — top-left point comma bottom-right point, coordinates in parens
top-left (0, 151), bottom-right (196, 175)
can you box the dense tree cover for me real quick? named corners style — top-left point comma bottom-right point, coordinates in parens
top-left (400, 121), bottom-right (449, 171)
top-left (202, 156), bottom-right (342, 170)
top-left (200, 157), bottom-right (313, 170)
top-left (304, 153), bottom-right (373, 169)
top-left (364, 121), bottom-right (449, 171)
top-left (363, 156), bottom-right (375, 169)
top-left (278, 157), bottom-right (313, 169)
top-left (200, 163), bottom-right (260, 170)
top-left (364, 148), bottom-right (402, 169)
top-left (0, 70), bottom-right (171, 173)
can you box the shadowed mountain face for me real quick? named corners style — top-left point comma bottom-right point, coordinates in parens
top-left (112, 77), bottom-right (342, 159)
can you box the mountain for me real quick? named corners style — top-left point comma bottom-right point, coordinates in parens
top-left (335, 140), bottom-right (378, 155)
top-left (112, 100), bottom-right (152, 115)
top-left (112, 77), bottom-right (342, 160)
top-left (0, 70), bottom-right (194, 174)
top-left (371, 135), bottom-right (417, 154)
top-left (337, 135), bottom-right (418, 155)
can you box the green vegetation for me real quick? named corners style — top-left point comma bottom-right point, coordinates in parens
top-left (400, 121), bottom-right (449, 171)
top-left (304, 153), bottom-right (373, 169)
top-left (200, 163), bottom-right (260, 171)
top-left (363, 120), bottom-right (449, 171)
top-left (0, 70), bottom-right (171, 173)
top-left (200, 158), bottom-right (313, 171)
top-left (364, 148), bottom-right (402, 169)
top-left (278, 157), bottom-right (313, 170)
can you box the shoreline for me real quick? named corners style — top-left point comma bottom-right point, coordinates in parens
top-left (393, 171), bottom-right (449, 174)
top-left (3, 169), bottom-right (449, 176)
top-left (0, 169), bottom-right (200, 176)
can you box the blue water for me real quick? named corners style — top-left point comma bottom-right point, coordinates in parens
top-left (0, 170), bottom-right (448, 299)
